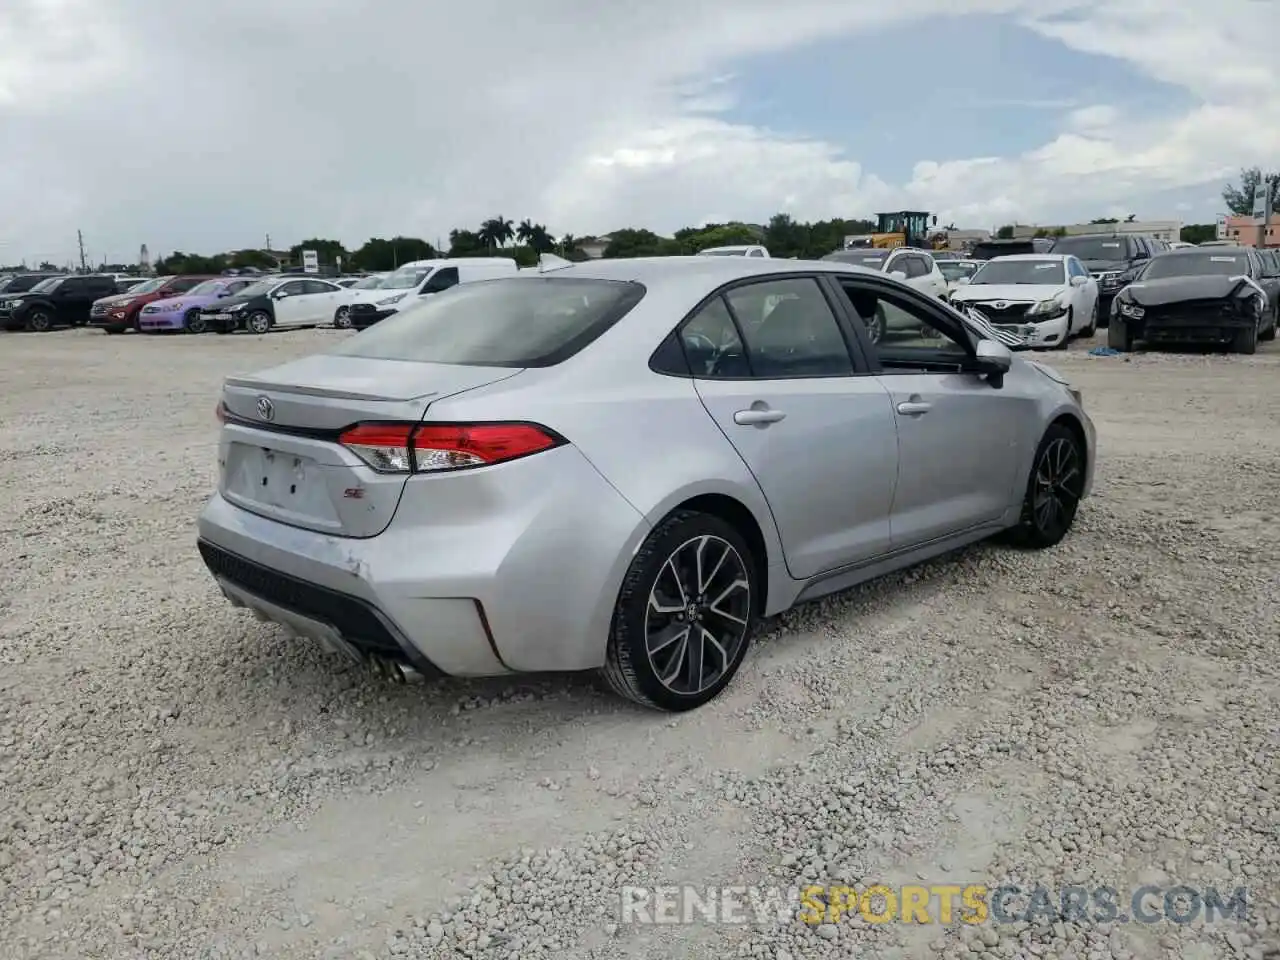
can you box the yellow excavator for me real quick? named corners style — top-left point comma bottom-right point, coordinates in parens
top-left (868, 211), bottom-right (944, 249)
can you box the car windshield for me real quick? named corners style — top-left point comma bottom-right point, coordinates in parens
top-left (970, 259), bottom-right (1065, 285)
top-left (330, 277), bottom-right (645, 367)
top-left (30, 277), bottom-right (64, 293)
top-left (1051, 237), bottom-right (1128, 260)
top-left (185, 280), bottom-right (226, 296)
top-left (938, 261), bottom-right (978, 281)
top-left (351, 274), bottom-right (386, 289)
top-left (1140, 254), bottom-right (1249, 279)
top-left (123, 277), bottom-right (168, 295)
top-left (381, 265), bottom-right (433, 289)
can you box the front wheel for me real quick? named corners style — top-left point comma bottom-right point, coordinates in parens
top-left (1107, 316), bottom-right (1132, 351)
top-left (1234, 322), bottom-right (1257, 355)
top-left (333, 306), bottom-right (351, 329)
top-left (1004, 423), bottom-right (1085, 549)
top-left (1053, 308), bottom-right (1072, 350)
top-left (184, 309), bottom-right (207, 334)
top-left (245, 311), bottom-right (271, 335)
top-left (1258, 308), bottom-right (1276, 342)
top-left (26, 311), bottom-right (53, 333)
top-left (602, 510), bottom-right (757, 711)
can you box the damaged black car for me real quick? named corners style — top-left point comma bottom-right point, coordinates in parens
top-left (1107, 248), bottom-right (1279, 354)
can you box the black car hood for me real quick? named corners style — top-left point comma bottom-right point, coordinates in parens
top-left (205, 294), bottom-right (258, 310)
top-left (1121, 275), bottom-right (1252, 306)
top-left (1080, 259), bottom-right (1130, 273)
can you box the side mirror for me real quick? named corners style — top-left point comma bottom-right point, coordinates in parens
top-left (974, 338), bottom-right (1013, 374)
top-left (1070, 275), bottom-right (1087, 286)
top-left (273, 290), bottom-right (288, 299)
top-left (889, 270), bottom-right (908, 281)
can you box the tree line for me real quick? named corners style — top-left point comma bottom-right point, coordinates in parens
top-left (148, 215), bottom-right (877, 275)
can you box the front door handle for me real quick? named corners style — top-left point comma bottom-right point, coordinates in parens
top-left (733, 407), bottom-right (786, 425)
top-left (896, 399), bottom-right (932, 416)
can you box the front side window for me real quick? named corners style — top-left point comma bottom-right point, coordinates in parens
top-left (276, 280), bottom-right (308, 297)
top-left (422, 267), bottom-right (459, 292)
top-left (330, 277), bottom-right (644, 368)
top-left (722, 277), bottom-right (853, 378)
top-left (834, 279), bottom-right (968, 366)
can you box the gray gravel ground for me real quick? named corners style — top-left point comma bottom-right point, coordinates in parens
top-left (0, 327), bottom-right (1277, 960)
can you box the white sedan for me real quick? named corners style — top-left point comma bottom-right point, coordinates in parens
top-left (949, 254), bottom-right (1099, 349)
top-left (822, 247), bottom-right (950, 301)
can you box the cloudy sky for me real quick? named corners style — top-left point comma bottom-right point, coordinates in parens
top-left (1, 0), bottom-right (1277, 266)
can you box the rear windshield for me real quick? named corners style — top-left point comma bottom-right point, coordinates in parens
top-left (970, 242), bottom-right (1034, 260)
top-left (330, 277), bottom-right (646, 367)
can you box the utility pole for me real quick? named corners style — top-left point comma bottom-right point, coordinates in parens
top-left (77, 230), bottom-right (87, 273)
top-left (265, 233), bottom-right (271, 252)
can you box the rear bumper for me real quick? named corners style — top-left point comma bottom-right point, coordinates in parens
top-left (196, 445), bottom-right (651, 676)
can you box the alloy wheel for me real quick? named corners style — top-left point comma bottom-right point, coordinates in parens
top-left (28, 311), bottom-right (51, 332)
top-left (644, 535), bottom-right (751, 696)
top-left (334, 307), bottom-right (351, 329)
top-left (1032, 437), bottom-right (1083, 538)
top-left (247, 312), bottom-right (270, 334)
top-left (185, 311), bottom-right (207, 334)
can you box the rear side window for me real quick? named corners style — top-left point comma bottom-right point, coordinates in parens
top-left (330, 277), bottom-right (646, 367)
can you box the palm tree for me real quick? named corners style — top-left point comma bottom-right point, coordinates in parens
top-left (528, 223), bottom-right (554, 254)
top-left (558, 233), bottom-right (581, 257)
top-left (516, 219), bottom-right (536, 247)
top-left (479, 217), bottom-right (515, 251)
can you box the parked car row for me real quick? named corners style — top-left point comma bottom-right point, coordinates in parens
top-left (0, 259), bottom-right (527, 335)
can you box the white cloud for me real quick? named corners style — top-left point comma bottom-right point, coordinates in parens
top-left (0, 0), bottom-right (1275, 264)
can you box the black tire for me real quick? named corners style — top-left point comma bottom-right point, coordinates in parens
top-left (1004, 423), bottom-right (1085, 549)
top-left (26, 311), bottom-right (53, 333)
top-left (103, 325), bottom-right (125, 335)
top-left (333, 306), bottom-right (352, 329)
top-left (1080, 301), bottom-right (1098, 338)
top-left (245, 311), bottom-right (271, 335)
top-left (1053, 308), bottom-right (1072, 350)
top-left (184, 310), bottom-right (208, 334)
top-left (1107, 317), bottom-right (1132, 351)
top-left (602, 510), bottom-right (757, 711)
top-left (1258, 308), bottom-right (1276, 342)
top-left (1234, 322), bottom-right (1257, 355)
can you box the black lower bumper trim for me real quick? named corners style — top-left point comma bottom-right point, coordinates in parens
top-left (197, 539), bottom-right (445, 676)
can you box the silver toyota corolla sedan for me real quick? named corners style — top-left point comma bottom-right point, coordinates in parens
top-left (197, 257), bottom-right (1095, 711)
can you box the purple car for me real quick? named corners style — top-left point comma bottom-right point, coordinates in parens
top-left (137, 277), bottom-right (259, 333)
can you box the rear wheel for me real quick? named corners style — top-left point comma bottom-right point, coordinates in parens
top-left (184, 309), bottom-right (208, 334)
top-left (1107, 317), bottom-right (1132, 351)
top-left (1234, 322), bottom-right (1258, 355)
top-left (602, 510), bottom-right (756, 711)
top-left (245, 311), bottom-right (271, 335)
top-left (333, 306), bottom-right (351, 329)
top-left (1005, 423), bottom-right (1085, 549)
top-left (26, 310), bottom-right (53, 333)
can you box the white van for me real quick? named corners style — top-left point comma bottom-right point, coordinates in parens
top-left (346, 257), bottom-right (519, 329)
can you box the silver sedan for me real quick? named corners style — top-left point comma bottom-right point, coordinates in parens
top-left (197, 256), bottom-right (1095, 711)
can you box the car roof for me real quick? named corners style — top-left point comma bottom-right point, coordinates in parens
top-left (538, 256), bottom-right (876, 286)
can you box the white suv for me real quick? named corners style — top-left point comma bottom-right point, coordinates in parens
top-left (821, 247), bottom-right (949, 300)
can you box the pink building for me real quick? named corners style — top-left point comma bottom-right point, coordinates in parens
top-left (1222, 215), bottom-right (1280, 247)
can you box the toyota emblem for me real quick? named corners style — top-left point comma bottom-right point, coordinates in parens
top-left (256, 396), bottom-right (274, 421)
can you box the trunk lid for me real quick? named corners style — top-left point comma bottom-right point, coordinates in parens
top-left (218, 357), bottom-right (523, 538)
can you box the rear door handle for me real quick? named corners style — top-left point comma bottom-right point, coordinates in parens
top-left (733, 408), bottom-right (786, 425)
top-left (896, 400), bottom-right (931, 416)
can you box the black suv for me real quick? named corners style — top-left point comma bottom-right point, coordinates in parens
top-left (0, 273), bottom-right (57, 298)
top-left (1048, 233), bottom-right (1161, 325)
top-left (0, 274), bottom-right (120, 331)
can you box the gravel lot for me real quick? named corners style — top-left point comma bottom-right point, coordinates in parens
top-left (1, 327), bottom-right (1277, 960)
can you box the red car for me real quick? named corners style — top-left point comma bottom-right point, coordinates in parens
top-left (88, 275), bottom-right (216, 333)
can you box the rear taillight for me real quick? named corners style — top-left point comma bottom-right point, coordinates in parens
top-left (338, 422), bottom-right (562, 474)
